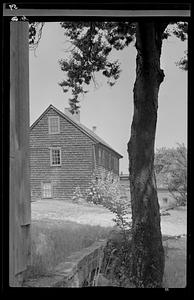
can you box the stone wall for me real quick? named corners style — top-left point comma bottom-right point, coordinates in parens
top-left (23, 240), bottom-right (107, 287)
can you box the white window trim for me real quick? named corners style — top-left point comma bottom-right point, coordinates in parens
top-left (50, 147), bottom-right (62, 166)
top-left (48, 116), bottom-right (60, 134)
top-left (41, 181), bottom-right (53, 199)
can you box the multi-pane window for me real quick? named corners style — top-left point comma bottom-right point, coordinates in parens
top-left (50, 147), bottom-right (61, 166)
top-left (48, 116), bottom-right (60, 134)
top-left (42, 182), bottom-right (52, 198)
top-left (99, 148), bottom-right (102, 165)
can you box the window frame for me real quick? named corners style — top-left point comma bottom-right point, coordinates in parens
top-left (48, 116), bottom-right (60, 134)
top-left (109, 153), bottom-right (112, 170)
top-left (41, 182), bottom-right (52, 199)
top-left (99, 148), bottom-right (102, 165)
top-left (50, 147), bottom-right (62, 166)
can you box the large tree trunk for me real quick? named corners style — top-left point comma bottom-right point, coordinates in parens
top-left (128, 22), bottom-right (167, 288)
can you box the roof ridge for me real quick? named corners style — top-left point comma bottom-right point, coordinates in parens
top-left (31, 104), bottom-right (123, 158)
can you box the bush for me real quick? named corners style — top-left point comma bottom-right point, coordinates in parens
top-left (85, 168), bottom-right (132, 236)
top-left (101, 230), bottom-right (133, 287)
top-left (72, 186), bottom-right (85, 203)
top-left (85, 169), bottom-right (134, 287)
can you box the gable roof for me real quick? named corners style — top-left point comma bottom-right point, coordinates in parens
top-left (30, 104), bottom-right (123, 158)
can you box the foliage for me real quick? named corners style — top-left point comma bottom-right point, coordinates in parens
top-left (57, 21), bottom-right (187, 112)
top-left (29, 22), bottom-right (45, 51)
top-left (28, 21), bottom-right (187, 86)
top-left (72, 186), bottom-right (85, 203)
top-left (155, 143), bottom-right (187, 206)
top-left (86, 168), bottom-right (131, 235)
top-left (58, 21), bottom-right (136, 111)
top-left (101, 230), bottom-right (134, 287)
top-left (175, 50), bottom-right (188, 71)
top-left (84, 168), bottom-right (132, 285)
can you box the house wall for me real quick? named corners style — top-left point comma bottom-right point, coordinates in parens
top-left (30, 108), bottom-right (96, 201)
top-left (95, 144), bottom-right (120, 175)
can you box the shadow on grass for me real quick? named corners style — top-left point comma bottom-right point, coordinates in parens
top-left (162, 236), bottom-right (186, 288)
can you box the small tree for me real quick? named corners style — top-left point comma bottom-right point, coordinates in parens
top-left (155, 143), bottom-right (187, 206)
top-left (166, 144), bottom-right (187, 206)
top-left (86, 168), bottom-right (132, 237)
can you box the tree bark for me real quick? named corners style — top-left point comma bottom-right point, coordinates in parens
top-left (128, 22), bottom-right (168, 288)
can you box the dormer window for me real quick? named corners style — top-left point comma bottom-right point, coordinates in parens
top-left (48, 116), bottom-right (60, 134)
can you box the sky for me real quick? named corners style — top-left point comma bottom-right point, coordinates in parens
top-left (29, 22), bottom-right (187, 174)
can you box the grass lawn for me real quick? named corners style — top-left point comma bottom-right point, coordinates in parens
top-left (28, 199), bottom-right (187, 287)
top-left (163, 236), bottom-right (186, 288)
top-left (26, 200), bottom-right (114, 280)
top-left (31, 199), bottom-right (115, 227)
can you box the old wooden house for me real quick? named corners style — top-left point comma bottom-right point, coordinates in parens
top-left (30, 104), bottom-right (123, 201)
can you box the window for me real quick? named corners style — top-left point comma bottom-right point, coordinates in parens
top-left (48, 116), bottom-right (60, 134)
top-left (109, 153), bottom-right (112, 170)
top-left (50, 147), bottom-right (61, 166)
top-left (117, 159), bottom-right (119, 173)
top-left (42, 182), bottom-right (52, 198)
top-left (113, 157), bottom-right (118, 173)
top-left (112, 157), bottom-right (119, 173)
top-left (102, 150), bottom-right (105, 166)
top-left (115, 157), bottom-right (119, 173)
top-left (114, 157), bottom-right (116, 171)
top-left (99, 148), bottom-right (102, 165)
top-left (104, 150), bottom-right (108, 169)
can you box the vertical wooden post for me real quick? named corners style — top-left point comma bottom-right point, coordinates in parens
top-left (10, 21), bottom-right (31, 287)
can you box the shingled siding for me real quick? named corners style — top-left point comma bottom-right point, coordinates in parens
top-left (30, 108), bottom-right (95, 201)
top-left (95, 145), bottom-right (120, 175)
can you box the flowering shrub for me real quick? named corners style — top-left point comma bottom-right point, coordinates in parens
top-left (72, 186), bottom-right (85, 203)
top-left (86, 168), bottom-right (116, 204)
top-left (86, 168), bottom-right (131, 234)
